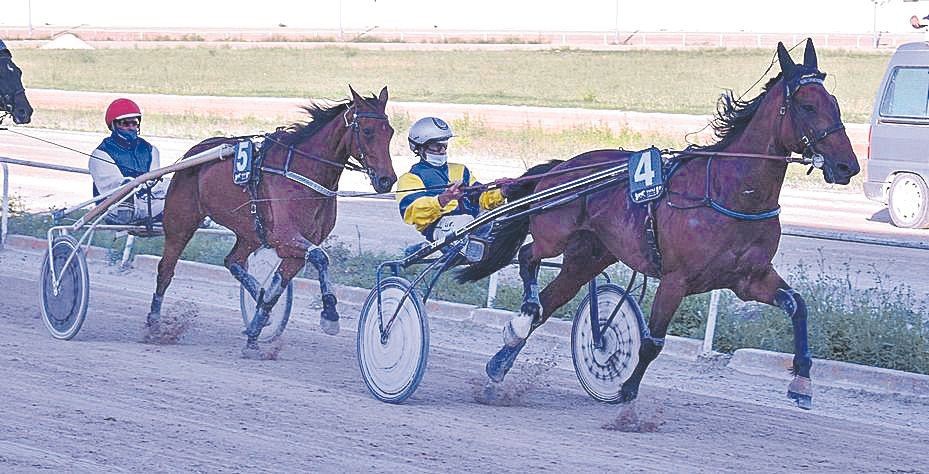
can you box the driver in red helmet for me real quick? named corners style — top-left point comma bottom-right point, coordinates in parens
top-left (89, 98), bottom-right (168, 225)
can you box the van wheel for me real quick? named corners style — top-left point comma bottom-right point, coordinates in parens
top-left (888, 173), bottom-right (929, 228)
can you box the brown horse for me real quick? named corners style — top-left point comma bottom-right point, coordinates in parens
top-left (147, 86), bottom-right (396, 355)
top-left (0, 40), bottom-right (33, 124)
top-left (458, 40), bottom-right (859, 409)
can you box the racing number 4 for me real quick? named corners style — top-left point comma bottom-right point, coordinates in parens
top-left (633, 152), bottom-right (655, 187)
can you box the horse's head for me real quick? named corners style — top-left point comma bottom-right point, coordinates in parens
top-left (345, 85), bottom-right (397, 193)
top-left (774, 39), bottom-right (859, 185)
top-left (0, 42), bottom-right (33, 125)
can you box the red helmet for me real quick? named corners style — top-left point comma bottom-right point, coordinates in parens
top-left (105, 98), bottom-right (142, 130)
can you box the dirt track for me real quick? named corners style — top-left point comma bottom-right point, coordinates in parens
top-left (2, 245), bottom-right (928, 472)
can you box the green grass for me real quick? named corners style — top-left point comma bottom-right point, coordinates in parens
top-left (16, 47), bottom-right (890, 122)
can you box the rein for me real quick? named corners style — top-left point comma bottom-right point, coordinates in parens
top-left (241, 148), bottom-right (816, 206)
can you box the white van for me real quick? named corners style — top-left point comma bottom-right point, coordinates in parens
top-left (865, 41), bottom-right (929, 228)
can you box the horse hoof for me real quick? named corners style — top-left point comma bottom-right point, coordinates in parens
top-left (485, 339), bottom-right (525, 383)
top-left (481, 380), bottom-right (501, 401)
top-left (619, 384), bottom-right (639, 404)
top-left (141, 322), bottom-right (160, 344)
top-left (241, 341), bottom-right (267, 360)
top-left (241, 347), bottom-right (261, 359)
top-left (788, 391), bottom-right (813, 410)
top-left (485, 359), bottom-right (506, 383)
top-left (787, 376), bottom-right (812, 410)
top-left (319, 317), bottom-right (340, 336)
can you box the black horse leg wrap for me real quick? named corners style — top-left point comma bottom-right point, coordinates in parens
top-left (775, 288), bottom-right (812, 377)
top-left (230, 262), bottom-right (260, 300)
top-left (775, 288), bottom-right (801, 318)
top-left (259, 273), bottom-right (287, 310)
top-left (306, 246), bottom-right (329, 268)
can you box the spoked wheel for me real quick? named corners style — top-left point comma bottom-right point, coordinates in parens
top-left (40, 235), bottom-right (90, 340)
top-left (239, 247), bottom-right (293, 343)
top-left (357, 276), bottom-right (429, 404)
top-left (571, 283), bottom-right (645, 403)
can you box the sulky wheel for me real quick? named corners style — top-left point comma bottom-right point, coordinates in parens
top-left (357, 276), bottom-right (429, 404)
top-left (571, 283), bottom-right (646, 403)
top-left (40, 235), bottom-right (90, 340)
top-left (239, 247), bottom-right (293, 343)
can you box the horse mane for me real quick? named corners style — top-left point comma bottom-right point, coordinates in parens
top-left (690, 72), bottom-right (783, 152)
top-left (275, 93), bottom-right (378, 145)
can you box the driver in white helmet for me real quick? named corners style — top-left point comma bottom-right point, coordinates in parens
top-left (397, 117), bottom-right (509, 243)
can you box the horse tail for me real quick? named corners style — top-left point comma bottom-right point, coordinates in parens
top-left (455, 160), bottom-right (564, 283)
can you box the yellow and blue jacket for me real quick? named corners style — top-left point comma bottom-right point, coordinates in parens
top-left (396, 161), bottom-right (505, 238)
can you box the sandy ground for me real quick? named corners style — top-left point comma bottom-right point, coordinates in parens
top-left (2, 246), bottom-right (928, 472)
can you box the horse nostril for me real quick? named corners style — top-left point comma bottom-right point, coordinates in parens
top-left (378, 177), bottom-right (393, 190)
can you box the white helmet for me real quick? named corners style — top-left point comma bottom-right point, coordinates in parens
top-left (408, 117), bottom-right (453, 154)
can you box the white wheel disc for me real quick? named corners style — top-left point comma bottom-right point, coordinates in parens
top-left (571, 284), bottom-right (644, 403)
top-left (40, 236), bottom-right (90, 340)
top-left (357, 277), bottom-right (428, 403)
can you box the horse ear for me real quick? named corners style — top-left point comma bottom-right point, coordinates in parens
top-left (803, 38), bottom-right (818, 69)
top-left (378, 86), bottom-right (388, 103)
top-left (348, 84), bottom-right (362, 103)
top-left (777, 42), bottom-right (795, 77)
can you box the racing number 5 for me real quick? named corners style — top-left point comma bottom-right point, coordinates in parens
top-left (235, 145), bottom-right (250, 172)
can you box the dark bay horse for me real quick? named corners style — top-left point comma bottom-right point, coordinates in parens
top-left (0, 40), bottom-right (34, 124)
top-left (458, 40), bottom-right (859, 409)
top-left (148, 86), bottom-right (396, 355)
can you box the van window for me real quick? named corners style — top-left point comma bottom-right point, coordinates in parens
top-left (880, 67), bottom-right (929, 118)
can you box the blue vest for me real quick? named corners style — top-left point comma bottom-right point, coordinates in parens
top-left (98, 131), bottom-right (153, 178)
top-left (93, 131), bottom-right (154, 196)
top-left (402, 161), bottom-right (481, 218)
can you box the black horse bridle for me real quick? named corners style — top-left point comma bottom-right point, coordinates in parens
top-left (0, 49), bottom-right (25, 121)
top-left (778, 70), bottom-right (846, 169)
top-left (342, 105), bottom-right (390, 184)
top-left (261, 104), bottom-right (388, 172)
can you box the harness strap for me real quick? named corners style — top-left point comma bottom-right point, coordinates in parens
top-left (644, 201), bottom-right (663, 275)
top-left (261, 166), bottom-right (338, 197)
top-left (248, 144), bottom-right (269, 246)
top-left (259, 136), bottom-right (339, 197)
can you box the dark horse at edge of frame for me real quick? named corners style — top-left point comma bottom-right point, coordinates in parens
top-left (148, 86), bottom-right (397, 356)
top-left (458, 39), bottom-right (859, 409)
top-left (0, 39), bottom-right (34, 124)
